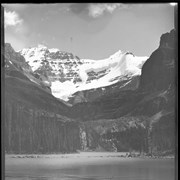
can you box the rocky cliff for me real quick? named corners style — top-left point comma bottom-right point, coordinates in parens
top-left (4, 44), bottom-right (81, 154)
top-left (69, 29), bottom-right (176, 156)
top-left (140, 29), bottom-right (175, 91)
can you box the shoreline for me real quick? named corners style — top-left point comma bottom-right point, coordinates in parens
top-left (5, 152), bottom-right (175, 159)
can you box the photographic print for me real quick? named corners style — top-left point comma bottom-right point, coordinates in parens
top-left (1, 3), bottom-right (177, 180)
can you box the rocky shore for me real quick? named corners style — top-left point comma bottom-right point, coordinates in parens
top-left (6, 152), bottom-right (174, 159)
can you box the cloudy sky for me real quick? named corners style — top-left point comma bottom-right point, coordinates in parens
top-left (3, 3), bottom-right (174, 59)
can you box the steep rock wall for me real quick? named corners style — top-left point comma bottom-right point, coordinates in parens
top-left (140, 29), bottom-right (175, 91)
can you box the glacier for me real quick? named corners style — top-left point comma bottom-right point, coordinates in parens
top-left (19, 45), bottom-right (148, 101)
top-left (51, 51), bottom-right (148, 101)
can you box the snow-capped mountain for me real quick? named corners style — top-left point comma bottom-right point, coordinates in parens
top-left (5, 29), bottom-right (175, 155)
top-left (5, 43), bottom-right (53, 93)
top-left (19, 45), bottom-right (148, 102)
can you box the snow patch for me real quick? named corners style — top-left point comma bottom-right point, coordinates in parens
top-left (20, 46), bottom-right (148, 101)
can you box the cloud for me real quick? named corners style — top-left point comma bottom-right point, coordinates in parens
top-left (5, 10), bottom-right (23, 28)
top-left (88, 3), bottom-right (128, 18)
top-left (69, 3), bottom-right (130, 20)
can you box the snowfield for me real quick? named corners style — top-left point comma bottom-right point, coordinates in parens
top-left (19, 45), bottom-right (148, 101)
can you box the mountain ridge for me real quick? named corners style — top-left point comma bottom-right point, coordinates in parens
top-left (18, 45), bottom-right (148, 103)
top-left (4, 29), bottom-right (176, 155)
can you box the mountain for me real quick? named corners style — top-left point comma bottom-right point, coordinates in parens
top-left (19, 46), bottom-right (148, 103)
top-left (69, 30), bottom-right (176, 120)
top-left (140, 29), bottom-right (175, 91)
top-left (19, 44), bottom-right (83, 101)
top-left (4, 29), bottom-right (176, 155)
top-left (69, 29), bottom-right (176, 155)
top-left (4, 43), bottom-right (81, 153)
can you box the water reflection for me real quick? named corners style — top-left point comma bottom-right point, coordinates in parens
top-left (5, 155), bottom-right (175, 180)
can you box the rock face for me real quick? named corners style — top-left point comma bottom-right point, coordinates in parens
top-left (4, 44), bottom-right (81, 154)
top-left (69, 75), bottom-right (141, 104)
top-left (19, 44), bottom-right (83, 83)
top-left (69, 30), bottom-right (176, 155)
top-left (5, 43), bottom-right (52, 93)
top-left (69, 52), bottom-right (147, 104)
top-left (19, 45), bottom-right (83, 101)
top-left (19, 46), bottom-right (148, 102)
top-left (140, 29), bottom-right (175, 91)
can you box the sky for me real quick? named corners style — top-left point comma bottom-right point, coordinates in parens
top-left (3, 3), bottom-right (175, 59)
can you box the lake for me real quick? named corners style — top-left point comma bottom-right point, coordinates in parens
top-left (5, 152), bottom-right (175, 180)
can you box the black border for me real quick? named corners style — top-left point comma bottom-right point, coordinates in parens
top-left (1, 2), bottom-right (178, 180)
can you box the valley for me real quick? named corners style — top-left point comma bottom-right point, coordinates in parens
top-left (4, 29), bottom-right (176, 157)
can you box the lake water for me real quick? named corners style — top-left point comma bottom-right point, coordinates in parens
top-left (5, 152), bottom-right (175, 180)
